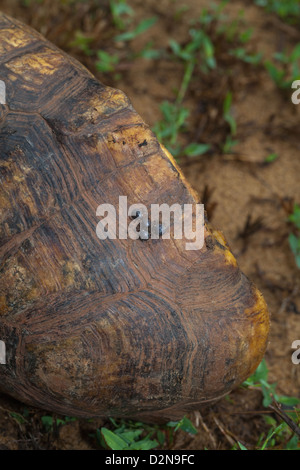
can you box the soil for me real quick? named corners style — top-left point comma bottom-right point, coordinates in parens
top-left (0, 0), bottom-right (299, 450)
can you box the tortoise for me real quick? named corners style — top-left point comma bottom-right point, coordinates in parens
top-left (0, 12), bottom-right (269, 421)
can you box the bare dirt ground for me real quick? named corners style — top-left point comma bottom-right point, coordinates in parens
top-left (0, 0), bottom-right (299, 450)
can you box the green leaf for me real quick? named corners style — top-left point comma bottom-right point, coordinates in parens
top-left (115, 17), bottom-right (157, 42)
top-left (230, 48), bottom-right (262, 65)
top-left (69, 31), bottom-right (94, 56)
top-left (184, 142), bottom-right (211, 157)
top-left (10, 411), bottom-right (27, 425)
top-left (264, 415), bottom-right (277, 427)
top-left (252, 358), bottom-right (269, 382)
top-left (265, 61), bottom-right (288, 88)
top-left (277, 396), bottom-right (300, 406)
top-left (289, 233), bottom-right (300, 268)
top-left (167, 416), bottom-right (197, 435)
top-left (169, 39), bottom-right (182, 57)
top-left (101, 427), bottom-right (128, 450)
top-left (96, 428), bottom-right (106, 448)
top-left (157, 430), bottom-right (165, 446)
top-left (95, 51), bottom-right (119, 73)
top-left (290, 43), bottom-right (300, 61)
top-left (139, 47), bottom-right (162, 59)
top-left (264, 153), bottom-right (278, 163)
top-left (41, 415), bottom-right (54, 431)
top-left (239, 28), bottom-right (253, 43)
top-left (288, 204), bottom-right (300, 229)
top-left (117, 429), bottom-right (143, 443)
top-left (223, 90), bottom-right (232, 112)
top-left (167, 420), bottom-right (179, 428)
top-left (223, 92), bottom-right (237, 135)
top-left (237, 441), bottom-right (248, 450)
top-left (127, 438), bottom-right (158, 450)
top-left (177, 416), bottom-right (198, 434)
top-left (261, 388), bottom-right (273, 407)
top-left (202, 36), bottom-right (216, 68)
top-left (260, 423), bottom-right (286, 450)
top-left (273, 51), bottom-right (289, 64)
top-left (134, 17), bottom-right (157, 35)
top-left (286, 435), bottom-right (299, 450)
top-left (110, 0), bottom-right (133, 30)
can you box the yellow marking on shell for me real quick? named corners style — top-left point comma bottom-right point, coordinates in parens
top-left (87, 87), bottom-right (129, 121)
top-left (212, 229), bottom-right (228, 248)
top-left (13, 174), bottom-right (26, 183)
top-left (26, 287), bottom-right (39, 302)
top-left (212, 229), bottom-right (238, 267)
top-left (243, 287), bottom-right (270, 375)
top-left (6, 49), bottom-right (64, 85)
top-left (223, 250), bottom-right (238, 267)
top-left (0, 28), bottom-right (33, 53)
top-left (106, 124), bottom-right (148, 166)
top-left (245, 288), bottom-right (269, 323)
top-left (62, 260), bottom-right (81, 288)
top-left (0, 158), bottom-right (55, 235)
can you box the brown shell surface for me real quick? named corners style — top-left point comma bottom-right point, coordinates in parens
top-left (0, 13), bottom-right (270, 420)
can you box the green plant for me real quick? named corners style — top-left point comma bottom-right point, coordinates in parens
top-left (229, 47), bottom-right (262, 65)
top-left (137, 41), bottom-right (165, 60)
top-left (243, 359), bottom-right (299, 407)
top-left (264, 152), bottom-right (278, 163)
top-left (223, 91), bottom-right (237, 136)
top-left (237, 441), bottom-right (248, 450)
top-left (169, 29), bottom-right (216, 75)
top-left (254, 0), bottom-right (300, 24)
top-left (69, 31), bottom-right (94, 56)
top-left (197, 0), bottom-right (229, 27)
top-left (184, 142), bottom-right (212, 157)
top-left (114, 17), bottom-right (157, 42)
top-left (70, 7), bottom-right (159, 76)
top-left (152, 101), bottom-right (211, 158)
top-left (41, 415), bottom-right (76, 433)
top-left (9, 409), bottom-right (29, 425)
top-left (152, 101), bottom-right (190, 157)
top-left (239, 28), bottom-right (254, 44)
top-left (235, 421), bottom-right (299, 450)
top-left (166, 415), bottom-right (198, 434)
top-left (222, 135), bottom-right (238, 153)
top-left (222, 91), bottom-right (238, 153)
top-left (219, 9), bottom-right (245, 42)
top-left (265, 43), bottom-right (300, 89)
top-left (100, 426), bottom-right (158, 450)
top-left (288, 203), bottom-right (300, 268)
top-left (110, 0), bottom-right (133, 30)
top-left (242, 359), bottom-right (300, 449)
top-left (152, 10), bottom-right (219, 159)
top-left (153, 2), bottom-right (265, 159)
top-left (97, 416), bottom-right (197, 450)
top-left (95, 50), bottom-right (120, 73)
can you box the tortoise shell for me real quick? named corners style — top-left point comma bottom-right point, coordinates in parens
top-left (0, 13), bottom-right (269, 420)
